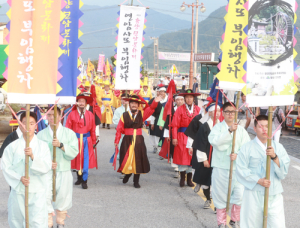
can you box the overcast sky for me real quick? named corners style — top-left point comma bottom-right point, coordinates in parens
top-left (0, 0), bottom-right (227, 21)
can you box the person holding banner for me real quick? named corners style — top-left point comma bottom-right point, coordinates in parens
top-left (208, 102), bottom-right (250, 228)
top-left (192, 103), bottom-right (221, 209)
top-left (101, 81), bottom-right (114, 129)
top-left (148, 84), bottom-right (168, 153)
top-left (114, 94), bottom-right (162, 188)
top-left (1, 112), bottom-right (52, 228)
top-left (37, 107), bottom-right (79, 228)
top-left (66, 94), bottom-right (97, 189)
top-left (172, 89), bottom-right (200, 187)
top-left (236, 115), bottom-right (290, 228)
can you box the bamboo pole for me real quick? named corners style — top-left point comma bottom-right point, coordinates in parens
top-left (263, 106), bottom-right (273, 228)
top-left (52, 104), bottom-right (57, 202)
top-left (226, 91), bottom-right (241, 212)
top-left (25, 104), bottom-right (30, 228)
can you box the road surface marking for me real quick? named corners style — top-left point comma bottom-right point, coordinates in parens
top-left (292, 165), bottom-right (300, 171)
top-left (143, 127), bottom-right (233, 227)
top-left (193, 186), bottom-right (232, 228)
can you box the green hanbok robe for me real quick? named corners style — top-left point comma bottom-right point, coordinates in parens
top-left (37, 123), bottom-right (79, 212)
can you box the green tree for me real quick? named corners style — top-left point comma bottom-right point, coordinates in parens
top-left (110, 56), bottom-right (116, 67)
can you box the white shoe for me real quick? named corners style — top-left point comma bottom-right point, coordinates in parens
top-left (153, 147), bottom-right (157, 153)
top-left (218, 224), bottom-right (225, 228)
top-left (194, 184), bottom-right (200, 193)
top-left (119, 174), bottom-right (125, 179)
top-left (203, 200), bottom-right (211, 209)
top-left (173, 172), bottom-right (179, 178)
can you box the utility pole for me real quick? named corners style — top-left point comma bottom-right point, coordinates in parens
top-left (180, 1), bottom-right (206, 89)
top-left (150, 37), bottom-right (159, 78)
top-left (194, 0), bottom-right (199, 82)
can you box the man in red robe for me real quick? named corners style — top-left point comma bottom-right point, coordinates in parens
top-left (114, 94), bottom-right (162, 188)
top-left (172, 89), bottom-right (201, 187)
top-left (66, 94), bottom-right (97, 189)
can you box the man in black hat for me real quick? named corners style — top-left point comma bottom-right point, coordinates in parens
top-left (114, 94), bottom-right (162, 188)
top-left (66, 94), bottom-right (97, 189)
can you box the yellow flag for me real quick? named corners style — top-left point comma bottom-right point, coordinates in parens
top-left (105, 59), bottom-right (111, 76)
top-left (169, 64), bottom-right (178, 74)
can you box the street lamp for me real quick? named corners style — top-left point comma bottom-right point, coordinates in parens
top-left (180, 2), bottom-right (206, 89)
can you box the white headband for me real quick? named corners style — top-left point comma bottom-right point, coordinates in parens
top-left (208, 105), bottom-right (220, 112)
top-left (175, 96), bottom-right (184, 100)
top-left (157, 87), bottom-right (166, 92)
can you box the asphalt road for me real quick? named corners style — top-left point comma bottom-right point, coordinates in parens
top-left (0, 126), bottom-right (299, 227)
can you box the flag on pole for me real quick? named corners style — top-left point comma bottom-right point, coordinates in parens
top-left (105, 59), bottom-right (111, 76)
top-left (169, 64), bottom-right (179, 74)
top-left (97, 54), bottom-right (105, 72)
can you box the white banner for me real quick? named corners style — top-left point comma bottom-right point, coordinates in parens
top-left (158, 52), bottom-right (190, 61)
top-left (115, 5), bottom-right (145, 90)
top-left (246, 0), bottom-right (296, 107)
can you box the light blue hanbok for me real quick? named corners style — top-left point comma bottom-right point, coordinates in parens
top-left (236, 137), bottom-right (290, 228)
top-left (1, 135), bottom-right (52, 228)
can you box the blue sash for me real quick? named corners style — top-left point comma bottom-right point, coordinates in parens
top-left (178, 127), bottom-right (187, 133)
top-left (144, 97), bottom-right (150, 101)
top-left (75, 132), bottom-right (91, 181)
top-left (102, 98), bottom-right (111, 101)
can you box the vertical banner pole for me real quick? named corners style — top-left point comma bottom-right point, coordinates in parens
top-left (52, 104), bottom-right (57, 202)
top-left (226, 91), bottom-right (240, 212)
top-left (25, 104), bottom-right (30, 228)
top-left (263, 106), bottom-right (273, 227)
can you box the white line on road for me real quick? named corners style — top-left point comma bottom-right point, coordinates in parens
top-left (292, 165), bottom-right (300, 171)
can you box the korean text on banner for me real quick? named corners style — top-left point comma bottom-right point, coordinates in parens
top-left (217, 0), bottom-right (248, 92)
top-left (115, 5), bottom-right (146, 90)
top-left (218, 0), bottom-right (298, 107)
top-left (158, 52), bottom-right (190, 62)
top-left (7, 0), bottom-right (61, 104)
top-left (97, 54), bottom-right (105, 72)
top-left (246, 0), bottom-right (297, 107)
top-left (57, 0), bottom-right (83, 104)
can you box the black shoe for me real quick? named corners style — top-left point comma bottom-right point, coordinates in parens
top-left (133, 174), bottom-right (141, 188)
top-left (107, 124), bottom-right (110, 129)
top-left (75, 172), bottom-right (82, 185)
top-left (134, 182), bottom-right (141, 188)
top-left (82, 180), bottom-right (88, 189)
top-left (123, 174), bottom-right (132, 184)
top-left (102, 124), bottom-right (105, 128)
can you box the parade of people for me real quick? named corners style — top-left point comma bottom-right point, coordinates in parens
top-left (0, 0), bottom-right (299, 227)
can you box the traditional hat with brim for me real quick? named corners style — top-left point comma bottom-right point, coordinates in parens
top-left (84, 81), bottom-right (91, 87)
top-left (123, 94), bottom-right (146, 105)
top-left (103, 80), bottom-right (110, 87)
top-left (76, 93), bottom-right (93, 104)
top-left (156, 83), bottom-right (167, 92)
top-left (179, 89), bottom-right (201, 97)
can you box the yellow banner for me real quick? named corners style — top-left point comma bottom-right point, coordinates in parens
top-left (217, 0), bottom-right (248, 91)
top-left (7, 0), bottom-right (61, 104)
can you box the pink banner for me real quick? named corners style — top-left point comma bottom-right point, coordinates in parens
top-left (97, 54), bottom-right (105, 72)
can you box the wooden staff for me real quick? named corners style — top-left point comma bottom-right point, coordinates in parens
top-left (52, 104), bottom-right (57, 202)
top-left (263, 106), bottom-right (273, 227)
top-left (226, 91), bottom-right (240, 212)
top-left (25, 104), bottom-right (30, 228)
